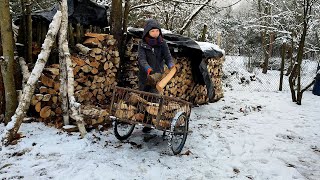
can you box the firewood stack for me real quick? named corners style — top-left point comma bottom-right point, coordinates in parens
top-left (73, 33), bottom-right (120, 105)
top-left (207, 57), bottom-right (224, 101)
top-left (30, 64), bottom-right (63, 127)
top-left (29, 33), bottom-right (120, 128)
top-left (120, 36), bottom-right (224, 105)
top-left (121, 37), bottom-right (140, 89)
top-left (162, 57), bottom-right (195, 102)
top-left (190, 84), bottom-right (209, 105)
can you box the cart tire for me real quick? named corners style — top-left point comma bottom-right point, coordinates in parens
top-left (169, 112), bottom-right (189, 155)
top-left (114, 120), bottom-right (135, 140)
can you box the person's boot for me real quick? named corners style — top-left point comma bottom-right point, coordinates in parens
top-left (142, 126), bottom-right (152, 133)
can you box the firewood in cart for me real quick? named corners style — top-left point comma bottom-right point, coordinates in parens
top-left (131, 113), bottom-right (145, 122)
top-left (152, 119), bottom-right (170, 128)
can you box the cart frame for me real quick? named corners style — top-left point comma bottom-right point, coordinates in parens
top-left (109, 86), bottom-right (192, 154)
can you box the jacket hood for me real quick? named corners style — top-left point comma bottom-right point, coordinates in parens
top-left (142, 19), bottom-right (162, 40)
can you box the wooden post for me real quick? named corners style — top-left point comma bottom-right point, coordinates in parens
top-left (76, 23), bottom-right (81, 44)
top-left (36, 21), bottom-right (42, 45)
top-left (26, 0), bottom-right (33, 63)
top-left (200, 24), bottom-right (207, 42)
top-left (41, 21), bottom-right (47, 45)
top-left (68, 23), bottom-right (75, 47)
top-left (217, 31), bottom-right (222, 47)
top-left (18, 0), bottom-right (27, 60)
top-left (279, 43), bottom-right (286, 91)
top-left (80, 24), bottom-right (84, 39)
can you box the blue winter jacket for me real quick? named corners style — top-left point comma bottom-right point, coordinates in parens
top-left (138, 19), bottom-right (173, 90)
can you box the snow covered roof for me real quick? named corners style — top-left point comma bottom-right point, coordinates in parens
top-left (196, 41), bottom-right (225, 56)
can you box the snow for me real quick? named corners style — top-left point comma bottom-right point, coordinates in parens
top-left (196, 41), bottom-right (225, 55)
top-left (1, 56), bottom-right (320, 179)
top-left (224, 56), bottom-right (318, 91)
top-left (127, 27), bottom-right (173, 35)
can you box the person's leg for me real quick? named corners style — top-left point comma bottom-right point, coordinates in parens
top-left (142, 85), bottom-right (153, 133)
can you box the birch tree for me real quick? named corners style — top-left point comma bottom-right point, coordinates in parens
top-left (58, 0), bottom-right (87, 136)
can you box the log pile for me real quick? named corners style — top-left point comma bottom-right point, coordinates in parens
top-left (162, 57), bottom-right (194, 101)
top-left (73, 33), bottom-right (120, 105)
top-left (120, 37), bottom-right (224, 105)
top-left (29, 33), bottom-right (119, 127)
top-left (30, 64), bottom-right (63, 127)
top-left (121, 37), bottom-right (140, 89)
top-left (190, 84), bottom-right (209, 105)
top-left (207, 57), bottom-right (224, 101)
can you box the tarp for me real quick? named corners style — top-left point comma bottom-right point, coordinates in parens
top-left (127, 28), bottom-right (224, 102)
top-left (18, 0), bottom-right (108, 27)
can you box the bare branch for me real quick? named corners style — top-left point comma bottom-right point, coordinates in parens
top-left (130, 1), bottom-right (163, 11)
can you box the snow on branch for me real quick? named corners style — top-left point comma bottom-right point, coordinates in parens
top-left (179, 0), bottom-right (211, 35)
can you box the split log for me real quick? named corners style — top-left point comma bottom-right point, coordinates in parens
top-left (76, 43), bottom-right (91, 55)
top-left (40, 106), bottom-right (51, 118)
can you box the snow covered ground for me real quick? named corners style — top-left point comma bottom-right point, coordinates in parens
top-left (1, 56), bottom-right (320, 180)
top-left (224, 56), bottom-right (318, 92)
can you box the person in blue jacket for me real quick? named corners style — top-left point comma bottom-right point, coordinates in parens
top-left (138, 19), bottom-right (174, 132)
top-left (138, 19), bottom-right (174, 92)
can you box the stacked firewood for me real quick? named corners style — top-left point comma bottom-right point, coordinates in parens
top-left (190, 84), bottom-right (209, 105)
top-left (30, 64), bottom-right (63, 127)
top-left (29, 33), bottom-right (119, 127)
top-left (113, 91), bottom-right (191, 128)
top-left (73, 33), bottom-right (120, 105)
top-left (120, 37), bottom-right (224, 105)
top-left (163, 57), bottom-right (194, 101)
top-left (207, 57), bottom-right (224, 101)
top-left (121, 37), bottom-right (140, 89)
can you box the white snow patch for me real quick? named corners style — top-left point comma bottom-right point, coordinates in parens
top-left (196, 41), bottom-right (225, 55)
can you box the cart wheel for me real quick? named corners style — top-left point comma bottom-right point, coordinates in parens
top-left (113, 120), bottom-right (135, 140)
top-left (169, 112), bottom-right (189, 155)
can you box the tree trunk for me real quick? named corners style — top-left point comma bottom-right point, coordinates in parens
top-left (59, 0), bottom-right (87, 137)
top-left (279, 43), bottom-right (286, 91)
top-left (26, 0), bottom-right (33, 63)
top-left (110, 0), bottom-right (123, 50)
top-left (0, 0), bottom-right (18, 125)
top-left (59, 0), bottom-right (70, 126)
top-left (123, 0), bottom-right (130, 35)
top-left (293, 0), bottom-right (311, 105)
top-left (1, 11), bottom-right (62, 146)
top-left (17, 0), bottom-right (27, 59)
top-left (0, 66), bottom-right (4, 121)
top-left (261, 31), bottom-right (268, 74)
